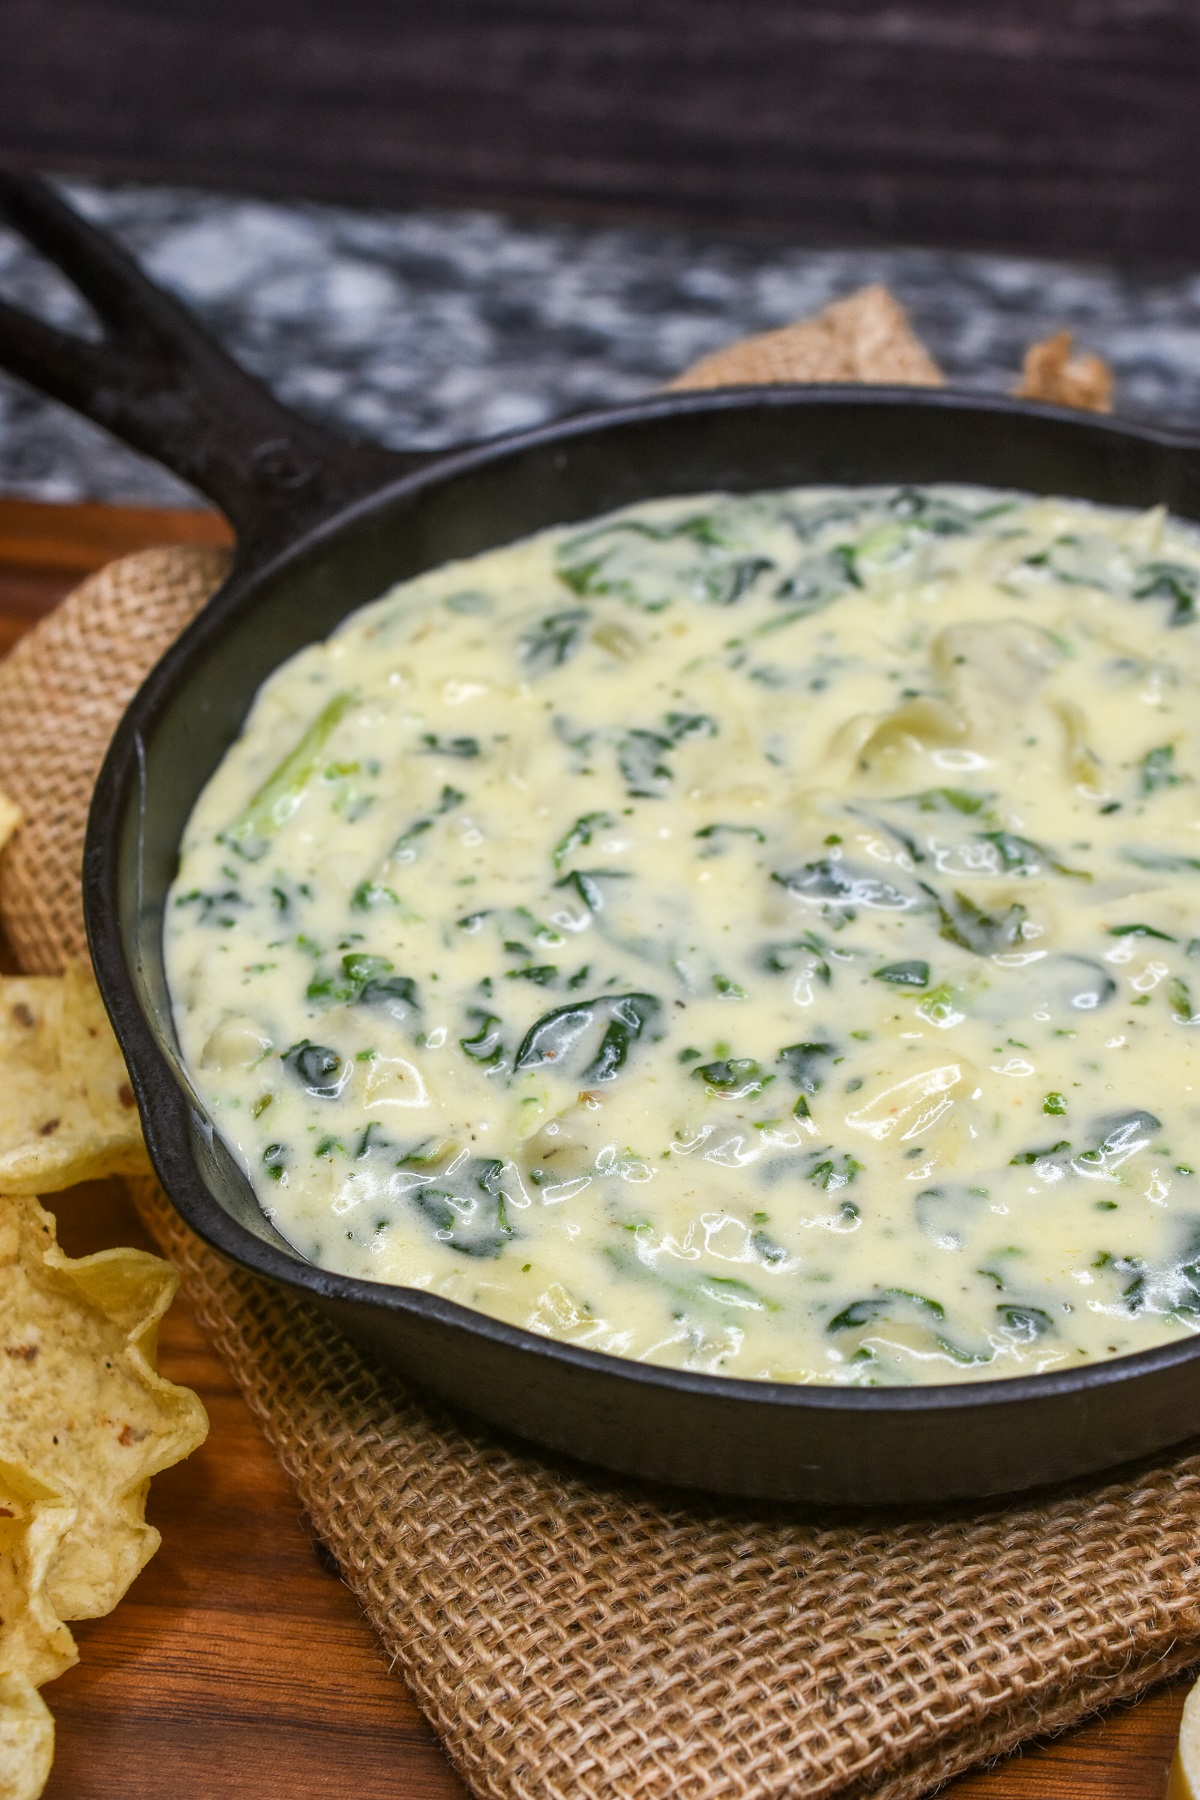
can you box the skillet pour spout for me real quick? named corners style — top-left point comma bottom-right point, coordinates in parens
top-left (5, 167), bottom-right (1200, 1505)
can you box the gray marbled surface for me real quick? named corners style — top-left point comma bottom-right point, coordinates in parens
top-left (2, 179), bottom-right (1200, 507)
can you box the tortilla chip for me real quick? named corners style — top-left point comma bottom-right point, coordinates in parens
top-left (0, 794), bottom-right (19, 862)
top-left (0, 1460), bottom-right (77, 1800)
top-left (1013, 329), bottom-right (1113, 413)
top-left (0, 1675), bottom-right (54, 1800)
top-left (0, 1194), bottom-right (208, 1619)
top-left (668, 284), bottom-right (943, 391)
top-left (0, 1463), bottom-right (75, 1691)
top-left (0, 962), bottom-right (150, 1193)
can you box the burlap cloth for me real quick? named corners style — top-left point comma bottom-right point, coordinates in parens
top-left (2, 319), bottom-right (1199, 1798)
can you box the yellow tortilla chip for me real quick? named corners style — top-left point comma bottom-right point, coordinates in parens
top-left (0, 1194), bottom-right (208, 1620)
top-left (0, 1462), bottom-right (75, 1691)
top-left (0, 1460), bottom-right (77, 1800)
top-left (0, 1675), bottom-right (54, 1800)
top-left (0, 793), bottom-right (19, 862)
top-left (0, 962), bottom-right (150, 1193)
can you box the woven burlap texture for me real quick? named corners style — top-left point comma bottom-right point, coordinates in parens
top-left (0, 545), bottom-right (231, 974)
top-left (4, 547), bottom-right (1200, 1800)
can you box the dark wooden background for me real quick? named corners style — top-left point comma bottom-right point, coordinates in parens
top-left (0, 0), bottom-right (1197, 262)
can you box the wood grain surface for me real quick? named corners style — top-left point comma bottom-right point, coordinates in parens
top-left (0, 495), bottom-right (1192, 1798)
top-left (0, 2), bottom-right (1197, 261)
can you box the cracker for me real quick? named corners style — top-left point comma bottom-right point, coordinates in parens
top-left (668, 284), bottom-right (944, 390)
top-left (1014, 329), bottom-right (1113, 412)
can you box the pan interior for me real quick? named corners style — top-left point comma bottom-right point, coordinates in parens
top-left (113, 394), bottom-right (1200, 1355)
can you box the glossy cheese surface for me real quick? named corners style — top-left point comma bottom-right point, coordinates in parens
top-left (166, 484), bottom-right (1200, 1385)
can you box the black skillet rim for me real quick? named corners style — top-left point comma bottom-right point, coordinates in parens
top-left (84, 380), bottom-right (1200, 1427)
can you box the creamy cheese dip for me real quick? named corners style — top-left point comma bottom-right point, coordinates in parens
top-left (167, 483), bottom-right (1200, 1386)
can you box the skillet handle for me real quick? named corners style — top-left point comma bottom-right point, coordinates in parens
top-left (0, 169), bottom-right (421, 555)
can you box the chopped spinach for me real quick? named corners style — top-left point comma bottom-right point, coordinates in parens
top-left (995, 1305), bottom-right (1053, 1341)
top-left (976, 830), bottom-right (1089, 880)
top-left (513, 992), bottom-right (660, 1083)
top-left (552, 810), bottom-right (615, 868)
top-left (174, 887), bottom-right (248, 928)
top-left (553, 868), bottom-right (629, 912)
top-left (905, 787), bottom-right (991, 816)
top-left (923, 884), bottom-right (1027, 955)
top-left (459, 1010), bottom-right (506, 1067)
top-left (307, 952), bottom-right (419, 1017)
top-left (419, 733), bottom-right (480, 759)
top-left (1134, 562), bottom-right (1198, 627)
top-left (776, 1041), bottom-right (838, 1093)
top-left (692, 1058), bottom-right (773, 1099)
top-left (828, 1288), bottom-right (946, 1331)
top-left (760, 933), bottom-right (834, 981)
top-left (873, 960), bottom-right (930, 987)
top-left (1140, 743), bottom-right (1185, 793)
top-left (519, 607), bottom-right (591, 673)
top-left (617, 729), bottom-right (675, 798)
top-left (664, 711), bottom-right (719, 741)
top-left (281, 1041), bottom-right (346, 1099)
top-left (774, 859), bottom-right (918, 914)
top-left (408, 1157), bottom-right (517, 1258)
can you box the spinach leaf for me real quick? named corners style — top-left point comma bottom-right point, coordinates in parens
top-left (665, 711), bottom-right (718, 741)
top-left (873, 960), bottom-right (930, 987)
top-left (922, 884), bottom-right (1027, 955)
top-left (760, 932), bottom-right (833, 980)
top-left (419, 733), bottom-right (480, 759)
top-left (976, 831), bottom-right (1089, 880)
top-left (773, 859), bottom-right (918, 914)
top-left (617, 729), bottom-right (675, 798)
top-left (699, 558), bottom-right (774, 606)
top-left (1140, 743), bottom-right (1185, 793)
top-left (513, 992), bottom-right (660, 1083)
top-left (692, 1058), bottom-right (773, 1099)
top-left (408, 1157), bottom-right (517, 1258)
top-left (776, 1041), bottom-right (838, 1093)
top-left (995, 1304), bottom-right (1053, 1340)
top-left (1134, 562), bottom-right (1198, 627)
top-left (696, 822), bottom-right (766, 852)
top-left (904, 787), bottom-right (991, 815)
top-left (552, 810), bottom-right (615, 868)
top-left (459, 1010), bottom-right (506, 1067)
top-left (553, 868), bottom-right (629, 912)
top-left (806, 1153), bottom-right (862, 1191)
top-left (519, 608), bottom-right (591, 673)
top-left (505, 965), bottom-right (559, 986)
top-left (174, 887), bottom-right (248, 928)
top-left (307, 953), bottom-right (419, 1016)
top-left (281, 1041), bottom-right (347, 1099)
top-left (828, 1288), bottom-right (945, 1331)
top-left (773, 544), bottom-right (860, 612)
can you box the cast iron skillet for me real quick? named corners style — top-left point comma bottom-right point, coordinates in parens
top-left (4, 171), bottom-right (1200, 1507)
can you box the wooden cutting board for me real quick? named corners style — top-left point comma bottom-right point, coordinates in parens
top-left (0, 496), bottom-right (1188, 1800)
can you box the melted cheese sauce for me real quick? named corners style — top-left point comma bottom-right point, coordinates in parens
top-left (167, 484), bottom-right (1200, 1385)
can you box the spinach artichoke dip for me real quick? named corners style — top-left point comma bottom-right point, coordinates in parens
top-left (167, 483), bottom-right (1200, 1387)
